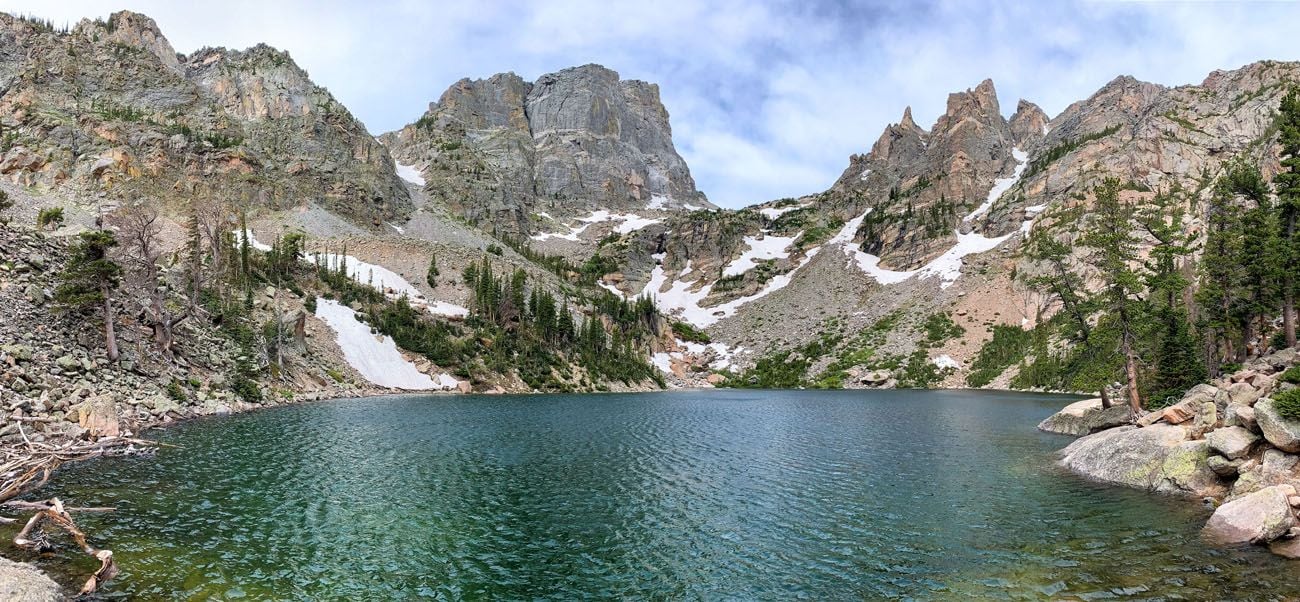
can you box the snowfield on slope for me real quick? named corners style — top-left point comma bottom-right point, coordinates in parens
top-left (394, 161), bottom-right (426, 186)
top-left (314, 299), bottom-right (458, 390)
top-left (531, 210), bottom-right (661, 241)
top-left (722, 233), bottom-right (799, 277)
top-left (239, 230), bottom-right (470, 318)
top-left (836, 148), bottom-right (1038, 289)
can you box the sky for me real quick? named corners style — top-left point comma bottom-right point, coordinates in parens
top-left (2, 1), bottom-right (1299, 208)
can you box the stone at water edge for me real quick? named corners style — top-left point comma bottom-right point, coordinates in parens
top-left (77, 393), bottom-right (120, 439)
top-left (1228, 450), bottom-right (1299, 502)
top-left (1206, 454), bottom-right (1244, 478)
top-left (0, 557), bottom-right (62, 602)
top-left (1037, 398), bottom-right (1131, 436)
top-left (1203, 485), bottom-right (1297, 545)
top-left (1058, 424), bottom-right (1224, 498)
top-left (1255, 398), bottom-right (1300, 453)
top-left (1205, 426), bottom-right (1259, 460)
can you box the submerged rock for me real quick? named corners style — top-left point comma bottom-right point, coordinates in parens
top-left (1038, 398), bottom-right (1131, 436)
top-left (0, 557), bottom-right (62, 602)
top-left (1203, 485), bottom-right (1297, 545)
top-left (1059, 424), bottom-right (1224, 498)
top-left (1255, 398), bottom-right (1300, 453)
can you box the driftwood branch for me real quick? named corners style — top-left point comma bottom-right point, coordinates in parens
top-left (11, 497), bottom-right (120, 594)
top-left (0, 436), bottom-right (158, 594)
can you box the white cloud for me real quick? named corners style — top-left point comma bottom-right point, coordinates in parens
top-left (1, 0), bottom-right (1298, 209)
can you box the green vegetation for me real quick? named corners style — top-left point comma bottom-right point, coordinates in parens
top-left (426, 254), bottom-right (439, 289)
top-left (166, 379), bottom-right (188, 403)
top-left (1273, 389), bottom-right (1300, 421)
top-left (36, 207), bottom-right (64, 230)
top-left (966, 325), bottom-right (1035, 388)
top-left (54, 230), bottom-right (123, 361)
top-left (0, 189), bottom-right (11, 226)
top-left (1280, 366), bottom-right (1300, 385)
top-left (672, 321), bottom-right (710, 344)
top-left (1022, 124), bottom-right (1121, 179)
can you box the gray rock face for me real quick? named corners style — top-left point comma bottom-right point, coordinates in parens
top-left (383, 64), bottom-right (710, 235)
top-left (1037, 397), bottom-right (1131, 436)
top-left (1059, 423), bottom-right (1224, 498)
top-left (1255, 398), bottom-right (1300, 453)
top-left (1203, 485), bottom-right (1297, 545)
top-left (0, 11), bottom-right (411, 227)
top-left (1206, 426), bottom-right (1260, 460)
top-left (0, 557), bottom-right (62, 602)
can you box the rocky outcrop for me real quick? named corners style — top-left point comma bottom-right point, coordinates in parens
top-left (1037, 397), bottom-right (1131, 436)
top-left (1203, 485), bottom-right (1297, 545)
top-left (0, 11), bottom-right (410, 226)
top-left (1255, 398), bottom-right (1300, 453)
top-left (382, 64), bottom-right (710, 235)
top-left (1058, 424), bottom-right (1223, 498)
top-left (0, 557), bottom-right (62, 602)
top-left (1206, 426), bottom-right (1259, 460)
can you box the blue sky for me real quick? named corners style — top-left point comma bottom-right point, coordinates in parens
top-left (3, 1), bottom-right (1299, 208)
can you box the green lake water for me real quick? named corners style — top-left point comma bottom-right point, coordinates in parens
top-left (5, 389), bottom-right (1299, 600)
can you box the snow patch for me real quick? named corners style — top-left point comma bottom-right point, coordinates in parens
top-left (651, 352), bottom-right (675, 374)
top-left (758, 202), bottom-right (809, 219)
top-left (963, 148), bottom-right (1028, 224)
top-left (314, 299), bottom-right (441, 390)
top-left (394, 162), bottom-right (426, 186)
top-left (859, 168), bottom-right (872, 181)
top-left (644, 247), bottom-right (821, 327)
top-left (530, 210), bottom-right (661, 241)
top-left (646, 194), bottom-right (670, 210)
top-left (837, 148), bottom-right (1031, 289)
top-left (233, 229), bottom-right (272, 252)
top-left (722, 233), bottom-right (798, 277)
top-left (428, 301), bottom-right (470, 318)
top-left (932, 355), bottom-right (960, 370)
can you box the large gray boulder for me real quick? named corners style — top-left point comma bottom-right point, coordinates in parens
top-left (1255, 398), bottom-right (1300, 453)
top-left (1059, 424), bottom-right (1224, 498)
top-left (1203, 485), bottom-right (1297, 545)
top-left (1037, 398), bottom-right (1131, 436)
top-left (0, 557), bottom-right (62, 601)
top-left (1205, 426), bottom-right (1260, 460)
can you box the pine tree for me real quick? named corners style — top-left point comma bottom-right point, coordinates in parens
top-left (426, 254), bottom-right (439, 289)
top-left (1197, 173), bottom-right (1246, 372)
top-left (55, 230), bottom-right (123, 361)
top-left (1081, 179), bottom-right (1144, 413)
top-left (1275, 87), bottom-right (1300, 347)
top-left (1139, 191), bottom-right (1205, 403)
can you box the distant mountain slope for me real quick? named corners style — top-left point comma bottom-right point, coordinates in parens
top-left (0, 11), bottom-right (410, 226)
top-left (380, 64), bottom-right (712, 237)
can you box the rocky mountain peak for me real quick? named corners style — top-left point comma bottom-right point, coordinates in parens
top-left (1009, 99), bottom-right (1049, 147)
top-left (383, 63), bottom-right (710, 235)
top-left (87, 11), bottom-right (184, 76)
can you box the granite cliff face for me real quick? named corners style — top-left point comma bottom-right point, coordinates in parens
top-left (0, 11), bottom-right (409, 225)
top-left (381, 64), bottom-right (711, 236)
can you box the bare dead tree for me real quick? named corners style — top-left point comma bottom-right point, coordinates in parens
top-left (110, 204), bottom-right (189, 360)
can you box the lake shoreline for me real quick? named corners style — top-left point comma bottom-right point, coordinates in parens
top-left (2, 385), bottom-right (1084, 599)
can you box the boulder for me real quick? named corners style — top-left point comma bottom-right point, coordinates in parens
top-left (55, 354), bottom-right (80, 372)
top-left (456, 380), bottom-right (473, 394)
top-left (1269, 537), bottom-right (1300, 558)
top-left (1, 344), bottom-right (33, 362)
top-left (1206, 426), bottom-right (1259, 460)
top-left (76, 394), bottom-right (120, 439)
top-left (1255, 397), bottom-right (1300, 453)
top-left (1203, 485), bottom-right (1297, 544)
top-left (1037, 398), bottom-right (1131, 436)
top-left (1265, 348), bottom-right (1298, 371)
top-left (1206, 454), bottom-right (1244, 478)
top-left (1161, 401), bottom-right (1197, 425)
top-left (705, 373), bottom-right (726, 385)
top-left (1059, 424), bottom-right (1224, 498)
top-left (1226, 404), bottom-right (1258, 432)
top-left (860, 370), bottom-right (891, 386)
top-left (0, 557), bottom-right (61, 602)
top-left (1226, 382), bottom-right (1264, 407)
top-left (1229, 450), bottom-right (1300, 501)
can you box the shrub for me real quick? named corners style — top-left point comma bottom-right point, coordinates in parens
top-left (1274, 389), bottom-right (1300, 421)
top-left (36, 206), bottom-right (64, 230)
top-left (166, 379), bottom-right (187, 402)
top-left (671, 321), bottom-right (710, 344)
top-left (1280, 365), bottom-right (1300, 385)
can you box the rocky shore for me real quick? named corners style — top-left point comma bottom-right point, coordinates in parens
top-left (1042, 347), bottom-right (1300, 557)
